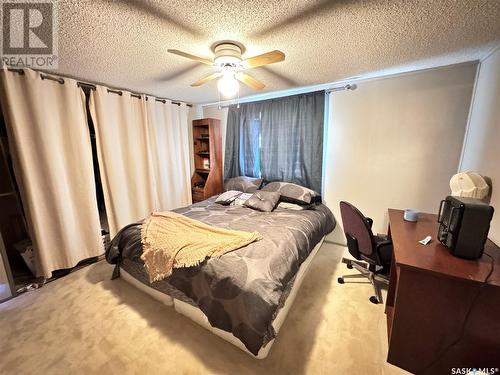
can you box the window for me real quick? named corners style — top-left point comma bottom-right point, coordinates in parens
top-left (225, 91), bottom-right (325, 192)
top-left (239, 115), bottom-right (261, 178)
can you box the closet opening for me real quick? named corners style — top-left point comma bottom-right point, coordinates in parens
top-left (82, 87), bottom-right (110, 239)
top-left (0, 93), bottom-right (109, 297)
top-left (0, 108), bottom-right (38, 292)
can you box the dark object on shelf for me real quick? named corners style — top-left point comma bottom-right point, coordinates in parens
top-left (191, 118), bottom-right (223, 203)
top-left (13, 239), bottom-right (35, 276)
top-left (437, 196), bottom-right (494, 260)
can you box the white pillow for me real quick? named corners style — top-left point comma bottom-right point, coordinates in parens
top-left (233, 193), bottom-right (253, 206)
top-left (277, 202), bottom-right (305, 211)
top-left (215, 190), bottom-right (242, 205)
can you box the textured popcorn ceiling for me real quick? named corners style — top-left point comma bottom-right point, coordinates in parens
top-left (56, 0), bottom-right (500, 104)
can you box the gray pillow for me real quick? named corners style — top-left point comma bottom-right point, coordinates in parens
top-left (215, 190), bottom-right (242, 205)
top-left (262, 181), bottom-right (320, 205)
top-left (224, 176), bottom-right (263, 193)
top-left (243, 191), bottom-right (281, 212)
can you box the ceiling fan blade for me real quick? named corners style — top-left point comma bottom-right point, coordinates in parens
top-left (241, 50), bottom-right (285, 69)
top-left (235, 72), bottom-right (265, 90)
top-left (191, 72), bottom-right (223, 87)
top-left (167, 49), bottom-right (214, 65)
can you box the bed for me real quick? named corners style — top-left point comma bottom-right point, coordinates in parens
top-left (106, 196), bottom-right (335, 358)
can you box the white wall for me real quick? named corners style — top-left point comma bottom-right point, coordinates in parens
top-left (323, 63), bottom-right (477, 243)
top-left (459, 48), bottom-right (500, 246)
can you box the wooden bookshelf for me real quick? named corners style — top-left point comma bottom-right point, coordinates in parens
top-left (191, 118), bottom-right (223, 202)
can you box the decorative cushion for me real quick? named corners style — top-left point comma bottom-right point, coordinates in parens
top-left (224, 176), bottom-right (263, 193)
top-left (233, 193), bottom-right (253, 206)
top-left (243, 191), bottom-right (281, 212)
top-left (262, 181), bottom-right (320, 205)
top-left (215, 190), bottom-right (243, 205)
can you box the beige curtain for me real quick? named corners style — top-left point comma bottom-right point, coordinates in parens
top-left (145, 99), bottom-right (192, 210)
top-left (0, 69), bottom-right (103, 277)
top-left (89, 87), bottom-right (156, 236)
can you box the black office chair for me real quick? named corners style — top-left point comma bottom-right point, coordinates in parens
top-left (338, 201), bottom-right (393, 304)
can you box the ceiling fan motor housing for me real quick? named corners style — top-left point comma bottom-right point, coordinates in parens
top-left (214, 43), bottom-right (242, 68)
top-left (168, 41), bottom-right (282, 92)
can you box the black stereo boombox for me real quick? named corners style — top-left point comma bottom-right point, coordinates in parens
top-left (437, 196), bottom-right (494, 260)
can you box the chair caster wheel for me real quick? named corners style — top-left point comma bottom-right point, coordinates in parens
top-left (369, 296), bottom-right (379, 304)
top-left (347, 264), bottom-right (353, 269)
top-left (337, 277), bottom-right (344, 284)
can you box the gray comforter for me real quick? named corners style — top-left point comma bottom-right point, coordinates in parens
top-left (106, 197), bottom-right (335, 355)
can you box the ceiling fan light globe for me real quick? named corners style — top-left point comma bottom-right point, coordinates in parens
top-left (217, 74), bottom-right (239, 98)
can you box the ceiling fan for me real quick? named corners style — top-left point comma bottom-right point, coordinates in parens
top-left (167, 41), bottom-right (285, 98)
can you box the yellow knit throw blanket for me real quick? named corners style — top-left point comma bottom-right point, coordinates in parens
top-left (140, 211), bottom-right (262, 282)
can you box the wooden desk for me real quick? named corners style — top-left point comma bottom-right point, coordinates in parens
top-left (386, 209), bottom-right (500, 374)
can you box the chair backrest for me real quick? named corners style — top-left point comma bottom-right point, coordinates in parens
top-left (339, 201), bottom-right (375, 258)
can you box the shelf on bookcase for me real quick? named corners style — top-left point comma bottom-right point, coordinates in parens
top-left (191, 118), bottom-right (222, 202)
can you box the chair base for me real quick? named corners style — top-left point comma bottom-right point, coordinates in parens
top-left (338, 257), bottom-right (389, 304)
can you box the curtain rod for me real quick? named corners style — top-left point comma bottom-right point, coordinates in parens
top-left (214, 84), bottom-right (356, 109)
top-left (325, 84), bottom-right (357, 94)
top-left (105, 88), bottom-right (184, 105)
top-left (6, 68), bottom-right (192, 107)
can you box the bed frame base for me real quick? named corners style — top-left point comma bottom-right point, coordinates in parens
top-left (119, 237), bottom-right (325, 359)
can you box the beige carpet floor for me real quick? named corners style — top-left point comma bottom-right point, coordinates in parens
top-left (0, 243), bottom-right (408, 375)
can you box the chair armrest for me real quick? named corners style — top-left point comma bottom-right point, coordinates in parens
top-left (365, 217), bottom-right (373, 228)
top-left (375, 240), bottom-right (393, 267)
top-left (375, 240), bottom-right (392, 250)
